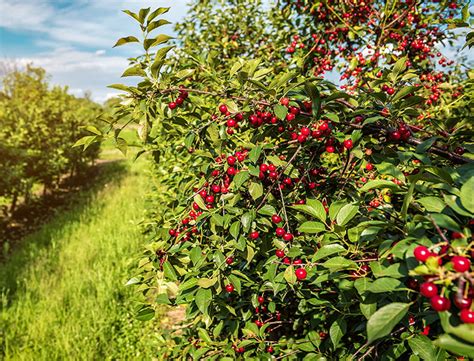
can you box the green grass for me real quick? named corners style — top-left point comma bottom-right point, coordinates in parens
top-left (0, 159), bottom-right (162, 360)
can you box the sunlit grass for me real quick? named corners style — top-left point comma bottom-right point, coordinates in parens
top-left (0, 158), bottom-right (162, 360)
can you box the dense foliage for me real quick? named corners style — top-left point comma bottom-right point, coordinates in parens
top-left (0, 66), bottom-right (101, 215)
top-left (91, 1), bottom-right (473, 359)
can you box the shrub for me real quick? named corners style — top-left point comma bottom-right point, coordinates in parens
top-left (94, 1), bottom-right (473, 359)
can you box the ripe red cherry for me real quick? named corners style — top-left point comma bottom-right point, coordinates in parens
top-left (280, 97), bottom-right (290, 106)
top-left (168, 101), bottom-right (177, 110)
top-left (254, 320), bottom-right (263, 327)
top-left (454, 297), bottom-right (472, 310)
top-left (301, 127), bottom-right (310, 136)
top-left (227, 156), bottom-right (236, 166)
top-left (205, 195), bottom-right (215, 203)
top-left (390, 131), bottom-right (401, 141)
top-left (420, 282), bottom-right (438, 298)
top-left (326, 145), bottom-right (335, 153)
top-left (365, 163), bottom-right (374, 171)
top-left (460, 309), bottom-right (474, 323)
top-left (276, 227), bottom-right (285, 237)
top-left (343, 139), bottom-right (353, 149)
top-left (227, 167), bottom-right (236, 176)
top-left (451, 256), bottom-right (471, 272)
top-left (226, 257), bottom-right (234, 265)
top-left (225, 284), bottom-right (234, 293)
top-left (169, 229), bottom-right (176, 236)
top-left (430, 295), bottom-right (451, 312)
top-left (414, 246), bottom-right (430, 262)
top-left (275, 249), bottom-right (285, 258)
top-left (387, 87), bottom-right (395, 95)
top-left (266, 346), bottom-right (274, 353)
top-left (258, 296), bottom-right (265, 304)
top-left (283, 233), bottom-right (294, 242)
top-left (295, 268), bottom-right (307, 280)
top-left (219, 104), bottom-right (228, 114)
top-left (297, 134), bottom-right (307, 143)
top-left (249, 231), bottom-right (259, 240)
top-left (271, 214), bottom-right (282, 223)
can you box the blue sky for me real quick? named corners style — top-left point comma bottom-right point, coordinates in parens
top-left (0, 0), bottom-right (189, 102)
top-left (0, 1), bottom-right (472, 103)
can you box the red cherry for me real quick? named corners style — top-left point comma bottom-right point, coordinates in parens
top-left (258, 296), bottom-right (265, 304)
top-left (460, 309), bottom-right (474, 323)
top-left (324, 145), bottom-right (334, 153)
top-left (219, 104), bottom-right (228, 114)
top-left (254, 320), bottom-right (263, 327)
top-left (271, 214), bottom-right (282, 223)
top-left (169, 229), bottom-right (176, 236)
top-left (297, 134), bottom-right (307, 143)
top-left (168, 102), bottom-right (177, 110)
top-left (420, 282), bottom-right (438, 298)
top-left (227, 156), bottom-right (236, 166)
top-left (387, 87), bottom-right (395, 95)
top-left (430, 295), bottom-right (451, 312)
top-left (275, 249), bottom-right (285, 258)
top-left (226, 257), bottom-right (234, 265)
top-left (266, 346), bottom-right (274, 353)
top-left (454, 297), bottom-right (472, 310)
top-left (283, 257), bottom-right (291, 265)
top-left (452, 256), bottom-right (471, 272)
top-left (280, 97), bottom-right (290, 106)
top-left (414, 246), bottom-right (430, 262)
top-left (343, 139), bottom-right (353, 149)
top-left (249, 231), bottom-right (259, 240)
top-left (225, 284), bottom-right (234, 293)
top-left (205, 195), bottom-right (215, 203)
top-left (295, 268), bottom-right (307, 280)
top-left (365, 163), bottom-right (374, 171)
top-left (276, 227), bottom-right (285, 237)
top-left (390, 131), bottom-right (401, 141)
top-left (283, 233), bottom-right (294, 242)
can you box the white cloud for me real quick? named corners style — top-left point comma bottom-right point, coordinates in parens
top-left (0, 0), bottom-right (189, 102)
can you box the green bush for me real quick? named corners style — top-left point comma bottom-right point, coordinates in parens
top-left (0, 65), bottom-right (101, 213)
top-left (91, 1), bottom-right (473, 359)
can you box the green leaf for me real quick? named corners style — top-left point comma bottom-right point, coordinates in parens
top-left (391, 56), bottom-right (407, 78)
top-left (233, 171), bottom-right (250, 190)
top-left (408, 335), bottom-right (437, 360)
top-left (122, 9), bottom-right (140, 22)
top-left (284, 265), bottom-right (297, 285)
top-left (136, 306), bottom-right (155, 321)
top-left (359, 180), bottom-right (399, 192)
top-left (430, 214), bottom-right (462, 232)
top-left (151, 45), bottom-right (175, 76)
top-left (291, 199), bottom-right (326, 222)
top-left (147, 7), bottom-right (170, 23)
top-left (197, 328), bottom-right (212, 344)
top-left (392, 86), bottom-right (420, 103)
top-left (367, 303), bottom-right (410, 343)
top-left (230, 221), bottom-right (240, 239)
top-left (416, 137), bottom-right (439, 154)
top-left (195, 288), bottom-right (212, 314)
top-left (197, 278), bottom-right (217, 288)
top-left (163, 261), bottom-right (177, 281)
top-left (121, 64), bottom-right (146, 77)
top-left (460, 177), bottom-right (474, 213)
top-left (367, 277), bottom-right (404, 293)
top-left (434, 334), bottom-right (474, 358)
top-left (107, 83), bottom-right (130, 92)
top-left (322, 257), bottom-right (357, 271)
top-left (249, 182), bottom-right (263, 200)
top-left (314, 244), bottom-right (346, 261)
top-left (190, 246), bottom-right (202, 266)
top-left (274, 104), bottom-right (288, 120)
top-left (330, 319), bottom-right (347, 349)
top-left (113, 36), bottom-right (140, 47)
top-left (336, 204), bottom-right (358, 226)
top-left (147, 19), bottom-right (171, 33)
top-left (258, 205), bottom-right (276, 216)
top-left (304, 81), bottom-right (321, 118)
top-left (417, 197), bottom-right (446, 213)
top-left (375, 162), bottom-right (405, 181)
top-left (298, 221), bottom-right (325, 233)
top-left (145, 34), bottom-right (173, 50)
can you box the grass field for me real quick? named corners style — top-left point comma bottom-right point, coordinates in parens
top-left (0, 158), bottom-right (163, 360)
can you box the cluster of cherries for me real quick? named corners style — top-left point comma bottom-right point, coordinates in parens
top-left (413, 245), bottom-right (473, 323)
top-left (167, 87), bottom-right (188, 110)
